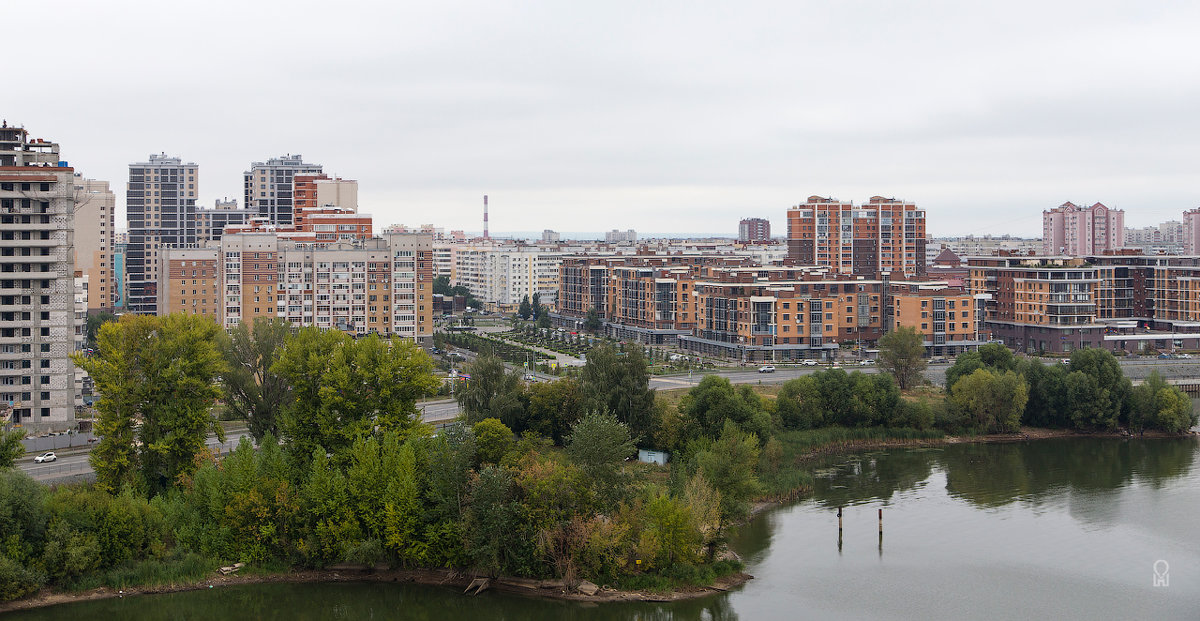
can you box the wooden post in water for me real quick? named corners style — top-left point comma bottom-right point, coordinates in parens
top-left (837, 507), bottom-right (843, 553)
top-left (878, 508), bottom-right (883, 555)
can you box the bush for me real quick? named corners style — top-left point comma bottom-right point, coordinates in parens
top-left (0, 554), bottom-right (43, 601)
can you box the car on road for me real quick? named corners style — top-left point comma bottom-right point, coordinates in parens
top-left (758, 365), bottom-right (776, 373)
top-left (801, 359), bottom-right (818, 366)
top-left (859, 359), bottom-right (875, 365)
top-left (523, 373), bottom-right (535, 381)
top-left (930, 356), bottom-right (949, 364)
top-left (34, 452), bottom-right (56, 463)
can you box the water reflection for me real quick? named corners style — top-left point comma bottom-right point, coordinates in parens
top-left (942, 438), bottom-right (1197, 511)
top-left (810, 448), bottom-right (936, 508)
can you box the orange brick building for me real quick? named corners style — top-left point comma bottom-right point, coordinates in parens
top-left (787, 195), bottom-right (926, 278)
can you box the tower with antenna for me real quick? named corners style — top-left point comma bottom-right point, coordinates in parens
top-left (483, 195), bottom-right (489, 239)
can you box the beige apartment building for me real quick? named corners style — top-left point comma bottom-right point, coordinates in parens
top-left (72, 175), bottom-right (115, 311)
top-left (160, 232), bottom-right (434, 343)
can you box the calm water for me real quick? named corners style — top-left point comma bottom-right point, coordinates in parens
top-left (11, 437), bottom-right (1198, 620)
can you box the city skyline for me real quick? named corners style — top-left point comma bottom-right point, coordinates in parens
top-left (7, 1), bottom-right (1200, 238)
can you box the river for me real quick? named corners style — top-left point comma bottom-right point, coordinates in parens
top-left (9, 437), bottom-right (1197, 620)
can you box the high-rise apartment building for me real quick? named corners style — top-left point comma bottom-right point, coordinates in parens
top-left (0, 124), bottom-right (79, 427)
top-left (196, 198), bottom-right (253, 242)
top-left (1183, 209), bottom-right (1200, 255)
top-left (1041, 202), bottom-right (1124, 256)
top-left (786, 196), bottom-right (926, 278)
top-left (126, 154), bottom-right (199, 314)
top-left (738, 218), bottom-right (770, 243)
top-left (243, 155), bottom-right (322, 226)
top-left (73, 175), bottom-right (115, 311)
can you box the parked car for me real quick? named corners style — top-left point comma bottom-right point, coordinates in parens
top-left (930, 356), bottom-right (949, 364)
top-left (35, 452), bottom-right (56, 463)
top-left (801, 359), bottom-right (818, 366)
top-left (758, 365), bottom-right (776, 373)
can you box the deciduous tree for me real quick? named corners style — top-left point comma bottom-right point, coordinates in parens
top-left (73, 314), bottom-right (226, 495)
top-left (878, 326), bottom-right (927, 390)
top-left (219, 317), bottom-right (292, 442)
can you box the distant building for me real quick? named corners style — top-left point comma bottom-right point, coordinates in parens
top-left (243, 154), bottom-right (322, 226)
top-left (738, 218), bottom-right (770, 243)
top-left (196, 198), bottom-right (254, 242)
top-left (786, 195), bottom-right (926, 278)
top-left (1183, 209), bottom-right (1200, 254)
top-left (605, 229), bottom-right (637, 243)
top-left (126, 154), bottom-right (199, 314)
top-left (1041, 202), bottom-right (1124, 256)
top-left (73, 175), bottom-right (116, 311)
top-left (541, 229), bottom-right (560, 243)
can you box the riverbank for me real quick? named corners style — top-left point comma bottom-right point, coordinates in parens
top-left (0, 565), bottom-right (753, 614)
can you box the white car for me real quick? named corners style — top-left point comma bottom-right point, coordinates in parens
top-left (801, 359), bottom-right (818, 367)
top-left (758, 365), bottom-right (776, 373)
top-left (34, 451), bottom-right (57, 463)
top-left (859, 359), bottom-right (875, 365)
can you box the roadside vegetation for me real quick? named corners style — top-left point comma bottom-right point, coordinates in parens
top-left (0, 315), bottom-right (1192, 605)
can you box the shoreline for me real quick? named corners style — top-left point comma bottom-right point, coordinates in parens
top-left (0, 565), bottom-right (754, 614)
top-left (4, 426), bottom-right (1190, 614)
top-left (749, 426), bottom-right (1196, 516)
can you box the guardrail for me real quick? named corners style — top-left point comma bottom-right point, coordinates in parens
top-left (21, 432), bottom-right (98, 454)
top-left (25, 458), bottom-right (91, 479)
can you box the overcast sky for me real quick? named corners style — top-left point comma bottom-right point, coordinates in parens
top-left (7, 0), bottom-right (1199, 238)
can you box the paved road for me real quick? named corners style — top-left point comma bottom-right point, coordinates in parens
top-left (22, 358), bottom-right (1200, 481)
top-left (18, 428), bottom-right (256, 481)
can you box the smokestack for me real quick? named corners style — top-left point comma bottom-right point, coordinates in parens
top-left (483, 195), bottom-right (489, 239)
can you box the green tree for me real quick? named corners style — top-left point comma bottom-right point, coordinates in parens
top-left (0, 429), bottom-right (24, 469)
top-left (1019, 359), bottom-right (1069, 427)
top-left (531, 292), bottom-right (541, 318)
top-left (456, 353), bottom-right (526, 428)
top-left (84, 310), bottom-right (116, 350)
top-left (473, 418), bottom-right (515, 465)
top-left (679, 375), bottom-right (770, 441)
top-left (566, 412), bottom-right (637, 506)
top-left (72, 314), bottom-right (226, 495)
top-left (518, 295), bottom-right (533, 320)
top-left (1064, 348), bottom-right (1129, 431)
top-left (273, 326), bottom-right (348, 468)
top-left (694, 420), bottom-right (762, 525)
top-left (466, 465), bottom-right (521, 576)
top-left (878, 326), bottom-right (927, 390)
top-left (948, 368), bottom-right (1028, 433)
top-left (275, 329), bottom-right (439, 469)
top-left (578, 344), bottom-right (658, 445)
top-left (525, 378), bottom-right (584, 445)
top-left (775, 376), bottom-right (824, 430)
top-left (1151, 386), bottom-right (1196, 433)
top-left (584, 307), bottom-right (602, 333)
top-left (218, 317), bottom-right (293, 442)
top-left (1130, 371), bottom-right (1196, 434)
top-left (432, 275), bottom-right (452, 296)
top-left (536, 310), bottom-right (551, 330)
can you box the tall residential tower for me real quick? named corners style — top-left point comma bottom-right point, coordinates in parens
top-left (126, 154), bottom-right (199, 314)
top-left (0, 124), bottom-right (79, 427)
top-left (243, 155), bottom-right (322, 226)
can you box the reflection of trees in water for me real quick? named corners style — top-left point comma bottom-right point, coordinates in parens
top-left (724, 504), bottom-right (775, 562)
top-left (942, 438), bottom-right (1197, 512)
top-left (810, 449), bottom-right (935, 508)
